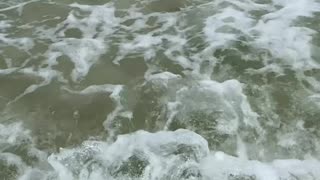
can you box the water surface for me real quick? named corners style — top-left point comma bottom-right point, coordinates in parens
top-left (1, 0), bottom-right (320, 179)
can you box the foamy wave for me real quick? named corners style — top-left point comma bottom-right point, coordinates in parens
top-left (0, 123), bottom-right (319, 180)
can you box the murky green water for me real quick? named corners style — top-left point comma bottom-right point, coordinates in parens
top-left (1, 0), bottom-right (320, 179)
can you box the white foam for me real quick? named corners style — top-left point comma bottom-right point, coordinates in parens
top-left (0, 123), bottom-right (47, 179)
top-left (0, 19), bottom-right (34, 51)
top-left (103, 85), bottom-right (126, 139)
top-left (63, 84), bottom-right (122, 95)
top-left (201, 0), bottom-right (320, 74)
top-left (0, 20), bottom-right (11, 30)
top-left (204, 7), bottom-right (254, 50)
top-left (66, 3), bottom-right (120, 38)
top-left (26, 3), bottom-right (121, 84)
top-left (309, 94), bottom-right (320, 107)
top-left (0, 0), bottom-right (39, 13)
top-left (0, 33), bottom-right (34, 51)
top-left (0, 153), bottom-right (27, 176)
top-left (251, 0), bottom-right (320, 71)
top-left (1, 0), bottom-right (320, 179)
top-left (48, 38), bottom-right (106, 82)
top-left (0, 68), bottom-right (19, 75)
top-left (0, 122), bottom-right (30, 144)
top-left (145, 71), bottom-right (181, 87)
top-left (0, 122), bottom-right (319, 180)
top-left (7, 68), bottom-right (59, 104)
top-left (170, 79), bottom-right (260, 136)
top-left (46, 129), bottom-right (209, 180)
top-left (61, 84), bottom-right (127, 139)
top-left (201, 151), bottom-right (320, 180)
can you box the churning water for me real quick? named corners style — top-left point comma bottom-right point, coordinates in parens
top-left (1, 0), bottom-right (320, 179)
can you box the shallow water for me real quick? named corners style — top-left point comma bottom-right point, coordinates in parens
top-left (1, 0), bottom-right (320, 179)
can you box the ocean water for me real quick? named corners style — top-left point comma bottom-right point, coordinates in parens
top-left (1, 0), bottom-right (320, 179)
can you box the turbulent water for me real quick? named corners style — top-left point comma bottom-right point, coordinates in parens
top-left (1, 0), bottom-right (320, 179)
